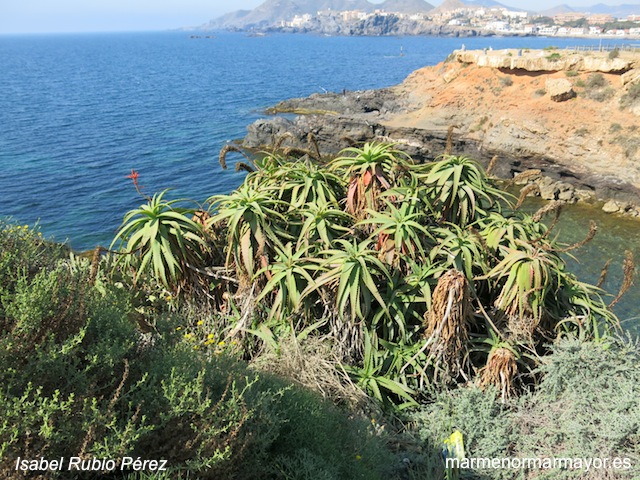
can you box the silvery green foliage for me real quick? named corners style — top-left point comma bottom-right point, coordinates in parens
top-left (407, 337), bottom-right (640, 480)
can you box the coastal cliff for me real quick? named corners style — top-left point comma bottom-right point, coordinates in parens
top-left (243, 48), bottom-right (640, 213)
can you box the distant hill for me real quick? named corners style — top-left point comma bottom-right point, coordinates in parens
top-left (536, 3), bottom-right (639, 17)
top-left (378, 0), bottom-right (435, 14)
top-left (580, 3), bottom-right (640, 17)
top-left (431, 0), bottom-right (466, 14)
top-left (205, 0), bottom-right (374, 29)
top-left (538, 4), bottom-right (576, 16)
top-left (463, 0), bottom-right (514, 8)
top-left (436, 1), bottom-right (637, 17)
top-left (432, 0), bottom-right (518, 14)
top-left (199, 0), bottom-right (639, 30)
top-left (203, 0), bottom-right (436, 29)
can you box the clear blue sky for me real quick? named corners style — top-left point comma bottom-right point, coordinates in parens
top-left (0, 0), bottom-right (633, 34)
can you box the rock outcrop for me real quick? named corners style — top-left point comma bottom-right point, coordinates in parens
top-left (455, 49), bottom-right (638, 73)
top-left (242, 48), bottom-right (640, 212)
top-left (545, 78), bottom-right (576, 102)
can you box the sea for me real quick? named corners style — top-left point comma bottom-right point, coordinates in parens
top-left (0, 31), bottom-right (638, 328)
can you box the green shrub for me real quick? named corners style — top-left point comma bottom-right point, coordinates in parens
top-left (580, 74), bottom-right (615, 102)
top-left (0, 227), bottom-right (392, 479)
top-left (0, 221), bottom-right (68, 295)
top-left (589, 87), bottom-right (615, 102)
top-left (586, 73), bottom-right (607, 89)
top-left (610, 123), bottom-right (623, 134)
top-left (620, 82), bottom-right (640, 109)
top-left (406, 337), bottom-right (640, 479)
top-left (410, 387), bottom-right (514, 479)
top-left (499, 76), bottom-right (514, 87)
top-left (612, 135), bottom-right (640, 159)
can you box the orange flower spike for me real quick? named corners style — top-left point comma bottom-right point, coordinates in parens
top-left (126, 169), bottom-right (140, 187)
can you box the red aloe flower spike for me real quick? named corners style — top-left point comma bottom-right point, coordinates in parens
top-left (126, 168), bottom-right (148, 199)
top-left (126, 169), bottom-right (140, 187)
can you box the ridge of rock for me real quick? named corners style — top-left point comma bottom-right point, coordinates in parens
top-left (242, 48), bottom-right (640, 210)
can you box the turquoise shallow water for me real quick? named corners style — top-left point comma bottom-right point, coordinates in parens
top-left (0, 31), bottom-right (637, 327)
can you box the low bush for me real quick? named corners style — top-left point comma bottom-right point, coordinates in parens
top-left (578, 74), bottom-right (616, 102)
top-left (620, 82), bottom-right (640, 110)
top-left (609, 123), bottom-right (623, 134)
top-left (406, 337), bottom-right (640, 479)
top-left (588, 87), bottom-right (615, 103)
top-left (0, 221), bottom-right (68, 296)
top-left (612, 135), bottom-right (640, 159)
top-left (586, 73), bottom-right (607, 89)
top-left (0, 225), bottom-right (392, 479)
top-left (499, 76), bottom-right (514, 87)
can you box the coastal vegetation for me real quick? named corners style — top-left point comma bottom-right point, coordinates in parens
top-left (1, 142), bottom-right (638, 478)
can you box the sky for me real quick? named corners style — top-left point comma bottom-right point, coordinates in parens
top-left (0, 0), bottom-right (634, 34)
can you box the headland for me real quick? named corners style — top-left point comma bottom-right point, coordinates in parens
top-left (243, 47), bottom-right (640, 215)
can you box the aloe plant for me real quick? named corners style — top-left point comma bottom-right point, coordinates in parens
top-left (111, 190), bottom-right (206, 289)
top-left (268, 160), bottom-right (344, 210)
top-left (329, 142), bottom-right (411, 217)
top-left (431, 225), bottom-right (489, 279)
top-left (110, 142), bottom-right (628, 409)
top-left (358, 196), bottom-right (434, 269)
top-left (255, 243), bottom-right (320, 321)
top-left (487, 244), bottom-right (561, 328)
top-left (426, 155), bottom-right (508, 226)
top-left (306, 238), bottom-right (390, 321)
top-left (208, 182), bottom-right (287, 281)
top-left (296, 202), bottom-right (353, 250)
top-left (478, 211), bottom-right (547, 251)
top-left (343, 331), bottom-right (418, 410)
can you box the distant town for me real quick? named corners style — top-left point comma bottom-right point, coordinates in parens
top-left (281, 7), bottom-right (640, 38)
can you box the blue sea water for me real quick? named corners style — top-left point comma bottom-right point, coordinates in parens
top-left (0, 31), bottom-right (638, 327)
top-left (1, 31), bottom-right (626, 249)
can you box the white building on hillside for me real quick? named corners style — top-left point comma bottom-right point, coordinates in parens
top-left (502, 9), bottom-right (528, 20)
top-left (485, 21), bottom-right (510, 32)
top-left (538, 26), bottom-right (558, 35)
top-left (290, 14), bottom-right (312, 27)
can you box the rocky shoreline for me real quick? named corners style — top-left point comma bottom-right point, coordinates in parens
top-left (242, 48), bottom-right (640, 217)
